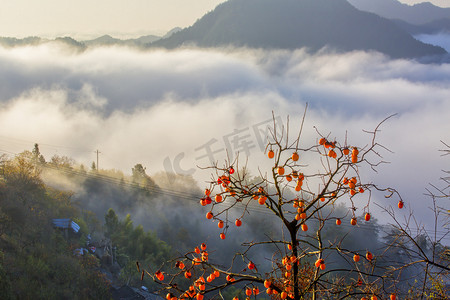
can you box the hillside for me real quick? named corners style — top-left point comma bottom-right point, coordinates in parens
top-left (393, 17), bottom-right (450, 35)
top-left (84, 34), bottom-right (161, 47)
top-left (150, 0), bottom-right (446, 58)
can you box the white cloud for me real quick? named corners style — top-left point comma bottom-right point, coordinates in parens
top-left (0, 44), bottom-right (448, 234)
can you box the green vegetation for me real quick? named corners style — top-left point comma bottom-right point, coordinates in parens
top-left (0, 147), bottom-right (173, 299)
top-left (0, 150), bottom-right (110, 299)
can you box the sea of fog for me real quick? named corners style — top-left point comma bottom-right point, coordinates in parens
top-left (0, 38), bottom-right (448, 242)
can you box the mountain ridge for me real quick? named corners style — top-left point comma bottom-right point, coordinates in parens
top-left (149, 0), bottom-right (446, 58)
top-left (348, 0), bottom-right (450, 25)
top-left (0, 0), bottom-right (447, 59)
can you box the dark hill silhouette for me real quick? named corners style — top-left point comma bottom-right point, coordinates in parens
top-left (150, 0), bottom-right (446, 58)
top-left (393, 18), bottom-right (450, 35)
top-left (84, 34), bottom-right (161, 47)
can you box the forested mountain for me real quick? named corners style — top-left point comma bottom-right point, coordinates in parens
top-left (348, 0), bottom-right (450, 25)
top-left (150, 0), bottom-right (446, 58)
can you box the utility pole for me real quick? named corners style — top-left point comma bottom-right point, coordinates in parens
top-left (95, 150), bottom-right (101, 171)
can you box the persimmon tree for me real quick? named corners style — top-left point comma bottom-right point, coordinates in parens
top-left (140, 114), bottom-right (405, 300)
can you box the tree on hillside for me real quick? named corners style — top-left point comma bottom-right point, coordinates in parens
top-left (380, 141), bottom-right (449, 299)
top-left (132, 163), bottom-right (158, 190)
top-left (103, 208), bottom-right (172, 287)
top-left (140, 114), bottom-right (410, 299)
top-left (132, 163), bottom-right (148, 183)
top-left (31, 143), bottom-right (46, 166)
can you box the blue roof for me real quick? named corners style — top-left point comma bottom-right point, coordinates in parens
top-left (52, 219), bottom-right (80, 233)
top-left (71, 221), bottom-right (80, 233)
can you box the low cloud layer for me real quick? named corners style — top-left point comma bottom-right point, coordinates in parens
top-left (0, 43), bottom-right (449, 236)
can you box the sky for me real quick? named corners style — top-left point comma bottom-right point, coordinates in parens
top-left (0, 0), bottom-right (449, 39)
top-left (0, 0), bottom-right (226, 39)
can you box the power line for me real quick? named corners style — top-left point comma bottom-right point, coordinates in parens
top-left (0, 135), bottom-right (94, 153)
top-left (35, 163), bottom-right (450, 240)
top-left (1, 147), bottom-right (448, 241)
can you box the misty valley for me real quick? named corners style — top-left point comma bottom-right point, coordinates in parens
top-left (0, 134), bottom-right (448, 299)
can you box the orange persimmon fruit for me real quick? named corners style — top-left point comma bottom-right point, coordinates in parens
top-left (155, 270), bottom-right (164, 281)
top-left (185, 270), bottom-right (192, 279)
top-left (176, 261), bottom-right (185, 269)
top-left (315, 259), bottom-right (324, 268)
top-left (215, 194), bottom-right (223, 203)
top-left (328, 149), bottom-right (337, 158)
top-left (218, 220), bottom-right (224, 228)
top-left (258, 196), bottom-right (267, 205)
top-left (253, 287), bottom-right (260, 295)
